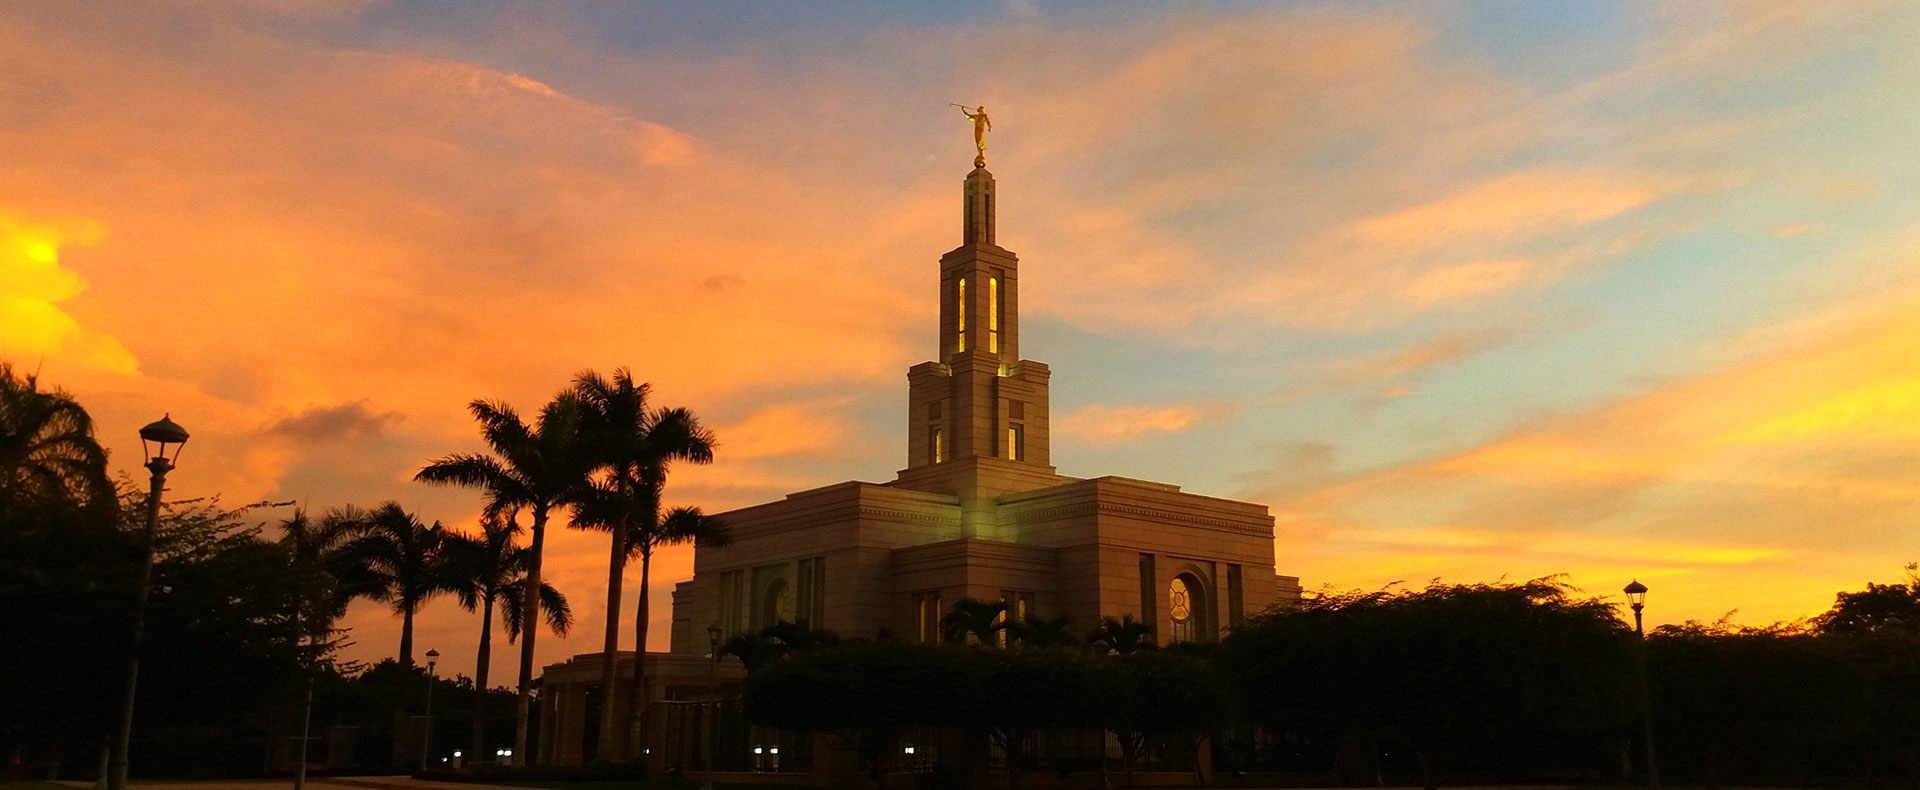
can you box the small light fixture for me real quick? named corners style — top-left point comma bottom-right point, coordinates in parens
top-left (139, 414), bottom-right (190, 466)
top-left (754, 747), bottom-right (764, 755)
top-left (904, 746), bottom-right (916, 755)
top-left (453, 751), bottom-right (462, 758)
top-left (1623, 579), bottom-right (1648, 609)
top-left (770, 747), bottom-right (779, 755)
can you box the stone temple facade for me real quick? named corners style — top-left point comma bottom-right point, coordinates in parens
top-left (536, 162), bottom-right (1301, 771)
top-left (672, 163), bottom-right (1300, 651)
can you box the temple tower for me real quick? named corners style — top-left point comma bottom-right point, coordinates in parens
top-left (898, 164), bottom-right (1058, 506)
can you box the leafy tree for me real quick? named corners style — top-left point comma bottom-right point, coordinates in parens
top-left (416, 394), bottom-right (595, 761)
top-left (745, 641), bottom-right (964, 787)
top-left (440, 513), bottom-right (569, 761)
top-left (941, 597), bottom-right (1009, 645)
top-left (569, 367), bottom-right (719, 761)
top-left (1103, 650), bottom-right (1222, 787)
top-left (957, 646), bottom-right (1109, 789)
top-left (1220, 579), bottom-right (1638, 790)
top-left (0, 361), bottom-right (112, 519)
top-left (1814, 563), bottom-right (1920, 636)
top-left (1649, 621), bottom-right (1869, 788)
top-left (1087, 614), bottom-right (1155, 655)
top-left (0, 477), bottom-right (132, 778)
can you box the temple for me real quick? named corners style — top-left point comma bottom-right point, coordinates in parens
top-left (536, 161), bottom-right (1301, 775)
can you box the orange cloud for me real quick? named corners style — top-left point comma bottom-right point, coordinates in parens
top-left (1055, 401), bottom-right (1234, 444)
top-left (0, 213), bottom-right (136, 374)
top-left (1263, 286), bottom-right (1920, 627)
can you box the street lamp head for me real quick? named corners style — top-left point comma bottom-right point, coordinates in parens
top-left (707, 624), bottom-right (723, 648)
top-left (426, 648), bottom-right (439, 663)
top-left (1623, 579), bottom-right (1648, 609)
top-left (139, 414), bottom-right (190, 466)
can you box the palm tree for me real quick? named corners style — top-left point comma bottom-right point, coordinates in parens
top-left (337, 502), bottom-right (448, 667)
top-left (275, 509), bottom-right (358, 790)
top-left (1088, 614), bottom-right (1156, 655)
top-left (1008, 614), bottom-right (1075, 647)
top-left (719, 621), bottom-right (841, 673)
top-left (941, 598), bottom-right (1010, 645)
top-left (614, 503), bottom-right (728, 759)
top-left (570, 368), bottom-right (718, 761)
top-left (0, 361), bottom-right (111, 518)
top-left (416, 394), bottom-right (594, 762)
top-left (277, 508), bottom-right (359, 652)
top-left (440, 512), bottom-right (570, 761)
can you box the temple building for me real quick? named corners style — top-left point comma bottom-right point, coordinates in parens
top-left (536, 160), bottom-right (1301, 771)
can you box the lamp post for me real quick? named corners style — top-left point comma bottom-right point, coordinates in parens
top-left (1624, 580), bottom-right (1659, 790)
top-left (422, 649), bottom-right (440, 772)
top-left (702, 624), bottom-right (722, 790)
top-left (109, 415), bottom-right (188, 790)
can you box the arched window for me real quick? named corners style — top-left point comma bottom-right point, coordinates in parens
top-left (988, 276), bottom-right (999, 353)
top-left (1169, 574), bottom-right (1206, 643)
top-left (956, 277), bottom-right (967, 353)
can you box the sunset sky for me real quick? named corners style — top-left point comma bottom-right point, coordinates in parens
top-left (5, 2), bottom-right (1919, 680)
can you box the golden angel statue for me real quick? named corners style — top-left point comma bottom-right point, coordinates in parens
top-left (951, 103), bottom-right (991, 166)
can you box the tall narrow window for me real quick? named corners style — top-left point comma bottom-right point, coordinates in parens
top-left (1007, 423), bottom-right (1024, 461)
top-left (988, 277), bottom-right (999, 353)
top-left (1137, 554), bottom-right (1156, 645)
top-left (1228, 564), bottom-right (1245, 628)
top-left (956, 278), bottom-right (967, 353)
top-left (929, 427), bottom-right (942, 464)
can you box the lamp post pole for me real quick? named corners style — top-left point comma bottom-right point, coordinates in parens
top-left (702, 625), bottom-right (721, 790)
top-left (1625, 580), bottom-right (1660, 790)
top-left (422, 649), bottom-right (440, 772)
top-left (109, 416), bottom-right (188, 790)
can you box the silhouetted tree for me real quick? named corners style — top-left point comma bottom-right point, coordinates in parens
top-left (337, 503), bottom-right (448, 668)
top-left (1220, 579), bottom-right (1638, 790)
top-left (1088, 614), bottom-right (1155, 655)
top-left (1103, 650), bottom-right (1222, 787)
top-left (1814, 563), bottom-right (1920, 636)
top-left (568, 369), bottom-right (713, 760)
top-left (1649, 621), bottom-right (1869, 788)
top-left (721, 621), bottom-right (842, 673)
top-left (958, 646), bottom-right (1109, 789)
top-left (0, 361), bottom-right (112, 518)
top-left (416, 394), bottom-right (594, 762)
top-left (1007, 614), bottom-right (1075, 647)
top-left (440, 512), bottom-right (568, 760)
top-left (745, 641), bottom-right (965, 788)
top-left (941, 597), bottom-right (1009, 645)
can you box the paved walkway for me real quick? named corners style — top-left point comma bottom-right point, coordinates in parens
top-left (93, 778), bottom-right (548, 790)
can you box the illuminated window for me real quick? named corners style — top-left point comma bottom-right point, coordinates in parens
top-left (988, 277), bottom-right (999, 353)
top-left (929, 427), bottom-right (942, 464)
top-left (1007, 423), bottom-right (1024, 461)
top-left (1169, 576), bottom-right (1194, 643)
top-left (914, 591), bottom-right (942, 643)
top-left (956, 278), bottom-right (966, 353)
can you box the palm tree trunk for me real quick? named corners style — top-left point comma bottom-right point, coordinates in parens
top-left (623, 544), bottom-right (653, 760)
top-left (472, 594), bottom-right (494, 761)
top-left (594, 519), bottom-right (627, 762)
top-left (400, 602), bottom-right (415, 668)
top-left (514, 506), bottom-right (547, 767)
top-left (394, 601), bottom-right (416, 766)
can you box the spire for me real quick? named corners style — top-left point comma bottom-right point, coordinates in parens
top-left (963, 166), bottom-right (995, 246)
top-left (900, 163), bottom-right (1054, 490)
